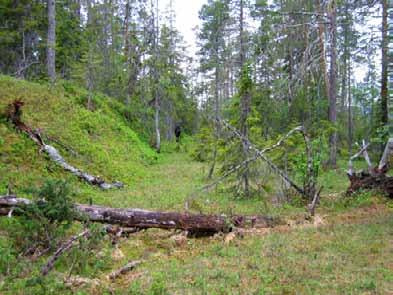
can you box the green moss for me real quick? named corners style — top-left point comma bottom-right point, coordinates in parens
top-left (0, 75), bottom-right (156, 196)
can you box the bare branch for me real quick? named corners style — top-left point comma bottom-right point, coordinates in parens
top-left (219, 118), bottom-right (307, 197)
top-left (108, 260), bottom-right (142, 280)
top-left (41, 229), bottom-right (90, 276)
top-left (347, 141), bottom-right (371, 176)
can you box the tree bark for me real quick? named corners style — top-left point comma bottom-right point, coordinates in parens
top-left (47, 0), bottom-right (56, 83)
top-left (239, 0), bottom-right (250, 196)
top-left (153, 0), bottom-right (160, 153)
top-left (328, 0), bottom-right (337, 168)
top-left (316, 0), bottom-right (330, 100)
top-left (381, 0), bottom-right (389, 135)
top-left (0, 196), bottom-right (278, 234)
top-left (348, 54), bottom-right (353, 155)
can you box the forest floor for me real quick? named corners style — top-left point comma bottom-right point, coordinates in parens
top-left (0, 76), bottom-right (392, 294)
top-left (92, 152), bottom-right (393, 295)
top-left (2, 151), bottom-right (392, 295)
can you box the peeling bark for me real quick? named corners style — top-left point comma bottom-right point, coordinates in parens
top-left (5, 100), bottom-right (123, 190)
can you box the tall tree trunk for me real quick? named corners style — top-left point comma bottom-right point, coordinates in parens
top-left (155, 95), bottom-right (161, 153)
top-left (381, 0), bottom-right (388, 139)
top-left (316, 0), bottom-right (330, 100)
top-left (86, 0), bottom-right (93, 110)
top-left (328, 0), bottom-right (337, 168)
top-left (154, 0), bottom-right (160, 153)
top-left (47, 0), bottom-right (56, 83)
top-left (239, 0), bottom-right (250, 196)
top-left (343, 1), bottom-right (352, 154)
top-left (348, 56), bottom-right (353, 155)
top-left (208, 65), bottom-right (220, 179)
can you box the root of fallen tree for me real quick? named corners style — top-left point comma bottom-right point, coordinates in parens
top-left (0, 195), bottom-right (279, 235)
top-left (5, 100), bottom-right (123, 190)
top-left (347, 139), bottom-right (393, 197)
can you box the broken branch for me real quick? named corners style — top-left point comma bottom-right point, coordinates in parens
top-left (41, 229), bottom-right (91, 276)
top-left (219, 119), bottom-right (308, 198)
top-left (108, 260), bottom-right (142, 280)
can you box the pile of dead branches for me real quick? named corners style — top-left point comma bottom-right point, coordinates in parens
top-left (347, 139), bottom-right (393, 197)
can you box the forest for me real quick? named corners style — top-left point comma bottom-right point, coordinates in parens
top-left (0, 0), bottom-right (392, 294)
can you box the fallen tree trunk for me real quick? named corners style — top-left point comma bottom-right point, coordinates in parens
top-left (5, 100), bottom-right (123, 190)
top-left (0, 196), bottom-right (278, 234)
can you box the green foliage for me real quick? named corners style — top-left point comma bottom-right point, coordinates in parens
top-left (27, 179), bottom-right (76, 223)
top-left (190, 126), bottom-right (215, 162)
top-left (11, 179), bottom-right (76, 251)
top-left (0, 75), bottom-right (157, 194)
top-left (289, 136), bottom-right (328, 185)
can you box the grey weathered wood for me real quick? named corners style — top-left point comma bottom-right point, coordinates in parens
top-left (47, 0), bottom-right (56, 82)
top-left (378, 138), bottom-right (393, 170)
top-left (108, 260), bottom-right (142, 280)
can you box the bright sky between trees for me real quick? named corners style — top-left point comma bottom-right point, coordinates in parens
top-left (160, 0), bottom-right (207, 57)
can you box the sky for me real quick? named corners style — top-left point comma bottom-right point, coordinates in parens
top-left (159, 0), bottom-right (381, 83)
top-left (159, 0), bottom-right (207, 57)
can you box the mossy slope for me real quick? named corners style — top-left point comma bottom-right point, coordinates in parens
top-left (0, 75), bottom-right (156, 194)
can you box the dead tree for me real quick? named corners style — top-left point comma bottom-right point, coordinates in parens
top-left (186, 119), bottom-right (322, 216)
top-left (5, 100), bottom-right (123, 190)
top-left (0, 195), bottom-right (278, 235)
top-left (347, 139), bottom-right (393, 197)
top-left (219, 119), bottom-right (321, 208)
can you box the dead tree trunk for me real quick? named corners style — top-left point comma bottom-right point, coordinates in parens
top-left (5, 100), bottom-right (123, 189)
top-left (0, 196), bottom-right (278, 235)
top-left (47, 0), bottom-right (56, 83)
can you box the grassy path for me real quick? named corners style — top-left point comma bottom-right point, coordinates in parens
top-left (103, 200), bottom-right (393, 295)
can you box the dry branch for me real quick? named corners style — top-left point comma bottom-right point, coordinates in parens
top-left (220, 120), bottom-right (314, 199)
top-left (41, 229), bottom-right (91, 276)
top-left (378, 138), bottom-right (393, 170)
top-left (5, 100), bottom-right (123, 190)
top-left (347, 141), bottom-right (371, 176)
top-left (108, 260), bottom-right (142, 280)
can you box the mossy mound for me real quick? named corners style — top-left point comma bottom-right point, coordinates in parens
top-left (0, 75), bottom-right (157, 194)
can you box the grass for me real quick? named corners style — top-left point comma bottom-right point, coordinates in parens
top-left (0, 76), bottom-right (392, 294)
top-left (0, 75), bottom-right (156, 195)
top-left (123, 214), bottom-right (392, 294)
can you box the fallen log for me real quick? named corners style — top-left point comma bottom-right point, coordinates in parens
top-left (0, 196), bottom-right (279, 234)
top-left (5, 100), bottom-right (123, 190)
